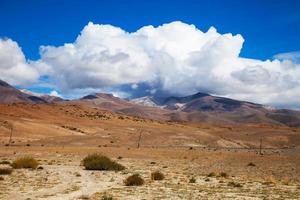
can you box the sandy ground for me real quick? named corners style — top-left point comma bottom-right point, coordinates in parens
top-left (0, 146), bottom-right (299, 200)
top-left (0, 104), bottom-right (300, 199)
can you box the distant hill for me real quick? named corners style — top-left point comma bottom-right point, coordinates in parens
top-left (1, 79), bottom-right (300, 127)
top-left (0, 79), bottom-right (63, 103)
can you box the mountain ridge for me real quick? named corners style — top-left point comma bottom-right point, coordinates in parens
top-left (1, 79), bottom-right (300, 127)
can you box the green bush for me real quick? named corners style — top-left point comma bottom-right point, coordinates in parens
top-left (0, 168), bottom-right (13, 175)
top-left (151, 171), bottom-right (164, 181)
top-left (11, 157), bottom-right (39, 169)
top-left (82, 154), bottom-right (125, 171)
top-left (124, 174), bottom-right (144, 186)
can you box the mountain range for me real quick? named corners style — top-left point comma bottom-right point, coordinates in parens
top-left (1, 79), bottom-right (300, 127)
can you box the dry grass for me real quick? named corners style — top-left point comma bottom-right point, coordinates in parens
top-left (151, 171), bottom-right (165, 181)
top-left (0, 167), bottom-right (13, 175)
top-left (124, 174), bottom-right (144, 186)
top-left (263, 175), bottom-right (277, 185)
top-left (207, 172), bottom-right (216, 177)
top-left (11, 156), bottom-right (39, 169)
top-left (0, 160), bottom-right (11, 165)
top-left (82, 154), bottom-right (125, 171)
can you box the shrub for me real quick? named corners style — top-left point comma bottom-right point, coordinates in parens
top-left (82, 154), bottom-right (125, 171)
top-left (124, 174), bottom-right (144, 186)
top-left (228, 181), bottom-right (242, 187)
top-left (247, 162), bottom-right (256, 167)
top-left (78, 194), bottom-right (90, 199)
top-left (151, 171), bottom-right (165, 181)
top-left (0, 160), bottom-right (10, 165)
top-left (102, 195), bottom-right (113, 200)
top-left (11, 157), bottom-right (39, 169)
top-left (0, 177), bottom-right (4, 181)
top-left (0, 168), bottom-right (13, 175)
top-left (219, 172), bottom-right (229, 178)
top-left (189, 177), bottom-right (196, 183)
top-left (263, 176), bottom-right (277, 185)
top-left (207, 172), bottom-right (216, 177)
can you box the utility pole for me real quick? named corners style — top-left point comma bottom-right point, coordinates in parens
top-left (137, 128), bottom-right (142, 149)
top-left (8, 124), bottom-right (13, 146)
top-left (259, 137), bottom-right (263, 155)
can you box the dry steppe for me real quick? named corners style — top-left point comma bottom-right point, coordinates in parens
top-left (0, 103), bottom-right (300, 199)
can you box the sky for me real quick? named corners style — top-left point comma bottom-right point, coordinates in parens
top-left (0, 0), bottom-right (300, 108)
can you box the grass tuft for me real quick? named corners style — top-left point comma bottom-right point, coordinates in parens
top-left (151, 171), bottom-right (165, 181)
top-left (0, 168), bottom-right (13, 175)
top-left (11, 157), bottom-right (38, 169)
top-left (124, 174), bottom-right (144, 186)
top-left (207, 172), bottom-right (216, 177)
top-left (189, 177), bottom-right (196, 183)
top-left (0, 160), bottom-right (11, 165)
top-left (228, 181), bottom-right (243, 187)
top-left (82, 154), bottom-right (125, 171)
top-left (219, 172), bottom-right (229, 178)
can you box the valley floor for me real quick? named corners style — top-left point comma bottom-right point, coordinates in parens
top-left (0, 146), bottom-right (300, 200)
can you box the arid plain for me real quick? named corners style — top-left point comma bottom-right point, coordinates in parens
top-left (0, 103), bottom-right (300, 199)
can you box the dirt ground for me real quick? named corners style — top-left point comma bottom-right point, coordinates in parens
top-left (0, 146), bottom-right (299, 200)
top-left (0, 104), bottom-right (300, 199)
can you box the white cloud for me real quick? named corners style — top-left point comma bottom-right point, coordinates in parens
top-left (0, 38), bottom-right (40, 86)
top-left (274, 51), bottom-right (300, 63)
top-left (1, 21), bottom-right (300, 108)
top-left (49, 90), bottom-right (61, 97)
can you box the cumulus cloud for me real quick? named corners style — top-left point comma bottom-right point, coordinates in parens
top-left (274, 51), bottom-right (300, 63)
top-left (49, 90), bottom-right (61, 97)
top-left (0, 38), bottom-right (40, 86)
top-left (1, 21), bottom-right (300, 108)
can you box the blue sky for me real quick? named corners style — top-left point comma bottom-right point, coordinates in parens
top-left (1, 0), bottom-right (300, 60)
top-left (0, 0), bottom-right (300, 108)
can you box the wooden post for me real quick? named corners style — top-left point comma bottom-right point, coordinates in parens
top-left (137, 129), bottom-right (142, 149)
top-left (8, 125), bottom-right (13, 146)
top-left (259, 137), bottom-right (263, 155)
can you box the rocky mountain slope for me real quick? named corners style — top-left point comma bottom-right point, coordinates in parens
top-left (1, 79), bottom-right (300, 127)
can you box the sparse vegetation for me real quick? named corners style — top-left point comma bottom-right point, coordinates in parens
top-left (78, 194), bottom-right (90, 199)
top-left (207, 172), bottom-right (216, 177)
top-left (219, 172), bottom-right (229, 178)
top-left (102, 195), bottom-right (113, 200)
top-left (124, 174), bottom-right (144, 186)
top-left (228, 181), bottom-right (243, 187)
top-left (61, 125), bottom-right (85, 133)
top-left (82, 154), bottom-right (125, 171)
top-left (11, 156), bottom-right (39, 169)
top-left (0, 160), bottom-right (10, 165)
top-left (263, 176), bottom-right (277, 185)
top-left (189, 177), bottom-right (196, 183)
top-left (0, 167), bottom-right (13, 175)
top-left (151, 171), bottom-right (164, 181)
top-left (247, 162), bottom-right (256, 167)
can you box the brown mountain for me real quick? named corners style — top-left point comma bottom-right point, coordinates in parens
top-left (1, 79), bottom-right (300, 127)
top-left (131, 93), bottom-right (300, 127)
top-left (0, 79), bottom-right (62, 103)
